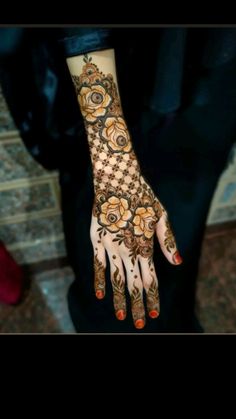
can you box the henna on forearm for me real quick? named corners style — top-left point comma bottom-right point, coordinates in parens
top-left (67, 51), bottom-right (182, 330)
top-left (70, 54), bottom-right (161, 265)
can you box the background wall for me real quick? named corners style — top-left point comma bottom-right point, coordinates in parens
top-left (0, 86), bottom-right (67, 265)
top-left (207, 143), bottom-right (236, 225)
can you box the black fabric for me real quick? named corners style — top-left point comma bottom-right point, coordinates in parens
top-left (0, 28), bottom-right (236, 332)
top-left (59, 28), bottom-right (113, 57)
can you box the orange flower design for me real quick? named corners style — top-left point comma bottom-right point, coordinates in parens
top-left (80, 63), bottom-right (102, 84)
top-left (78, 84), bottom-right (111, 123)
top-left (101, 117), bottom-right (132, 152)
top-left (99, 196), bottom-right (132, 233)
top-left (133, 207), bottom-right (157, 239)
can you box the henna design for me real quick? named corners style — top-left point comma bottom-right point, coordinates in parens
top-left (94, 254), bottom-right (105, 299)
top-left (130, 282), bottom-right (145, 328)
top-left (112, 265), bottom-right (126, 320)
top-left (146, 276), bottom-right (160, 318)
top-left (98, 195), bottom-right (132, 233)
top-left (164, 219), bottom-right (176, 253)
top-left (71, 56), bottom-right (175, 265)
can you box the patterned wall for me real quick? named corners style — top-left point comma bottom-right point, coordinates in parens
top-left (207, 144), bottom-right (236, 225)
top-left (0, 87), bottom-right (66, 265)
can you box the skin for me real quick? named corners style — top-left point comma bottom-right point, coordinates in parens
top-left (67, 49), bottom-right (183, 330)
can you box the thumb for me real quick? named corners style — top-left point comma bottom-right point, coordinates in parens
top-left (156, 210), bottom-right (183, 265)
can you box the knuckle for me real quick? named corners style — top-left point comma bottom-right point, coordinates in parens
top-left (143, 276), bottom-right (155, 289)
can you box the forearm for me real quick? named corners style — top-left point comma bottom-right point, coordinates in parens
top-left (66, 49), bottom-right (140, 186)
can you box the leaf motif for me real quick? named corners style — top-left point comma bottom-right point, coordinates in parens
top-left (146, 276), bottom-right (159, 312)
top-left (131, 283), bottom-right (142, 303)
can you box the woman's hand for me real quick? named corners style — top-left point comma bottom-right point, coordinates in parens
top-left (67, 50), bottom-right (182, 330)
top-left (90, 167), bottom-right (182, 330)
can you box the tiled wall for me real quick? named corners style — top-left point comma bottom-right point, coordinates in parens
top-left (207, 144), bottom-right (236, 225)
top-left (0, 87), bottom-right (66, 265)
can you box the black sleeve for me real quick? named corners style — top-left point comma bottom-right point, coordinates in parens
top-left (58, 27), bottom-right (113, 58)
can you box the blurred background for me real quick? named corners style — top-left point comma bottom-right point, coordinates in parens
top-left (0, 84), bottom-right (236, 333)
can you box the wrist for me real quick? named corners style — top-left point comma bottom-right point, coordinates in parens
top-left (92, 151), bottom-right (141, 190)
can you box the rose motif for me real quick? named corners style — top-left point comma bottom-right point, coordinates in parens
top-left (101, 117), bottom-right (132, 152)
top-left (133, 207), bottom-right (157, 239)
top-left (99, 196), bottom-right (132, 233)
top-left (137, 236), bottom-right (153, 258)
top-left (78, 84), bottom-right (112, 123)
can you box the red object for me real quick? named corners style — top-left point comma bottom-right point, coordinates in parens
top-left (116, 309), bottom-right (126, 321)
top-left (173, 251), bottom-right (183, 265)
top-left (0, 241), bottom-right (24, 305)
top-left (149, 310), bottom-right (159, 319)
top-left (95, 290), bottom-right (104, 300)
top-left (135, 319), bottom-right (145, 329)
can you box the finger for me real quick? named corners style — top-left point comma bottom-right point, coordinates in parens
top-left (90, 217), bottom-right (106, 299)
top-left (122, 257), bottom-right (146, 330)
top-left (107, 251), bottom-right (126, 321)
top-left (93, 246), bottom-right (106, 299)
top-left (138, 256), bottom-right (160, 319)
top-left (156, 210), bottom-right (183, 265)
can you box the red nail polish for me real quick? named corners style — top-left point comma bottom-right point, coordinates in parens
top-left (173, 251), bottom-right (183, 265)
top-left (135, 319), bottom-right (145, 329)
top-left (116, 310), bottom-right (126, 321)
top-left (96, 290), bottom-right (104, 299)
top-left (149, 310), bottom-right (159, 319)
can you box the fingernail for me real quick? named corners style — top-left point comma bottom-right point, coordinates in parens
top-left (173, 251), bottom-right (183, 265)
top-left (116, 310), bottom-right (126, 321)
top-left (135, 319), bottom-right (145, 329)
top-left (149, 310), bottom-right (159, 319)
top-left (96, 290), bottom-right (104, 299)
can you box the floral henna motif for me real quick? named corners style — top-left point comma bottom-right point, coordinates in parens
top-left (94, 186), bottom-right (159, 264)
top-left (94, 254), bottom-right (106, 299)
top-left (78, 84), bottom-right (112, 123)
top-left (99, 196), bottom-right (132, 232)
top-left (72, 55), bottom-right (130, 153)
top-left (137, 236), bottom-right (153, 259)
top-left (112, 265), bottom-right (126, 320)
top-left (71, 56), bottom-right (164, 264)
top-left (146, 276), bottom-right (160, 318)
top-left (101, 117), bottom-right (131, 152)
top-left (133, 207), bottom-right (157, 238)
top-left (130, 282), bottom-right (145, 328)
top-left (164, 219), bottom-right (176, 253)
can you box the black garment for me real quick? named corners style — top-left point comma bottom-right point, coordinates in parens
top-left (0, 28), bottom-right (236, 332)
